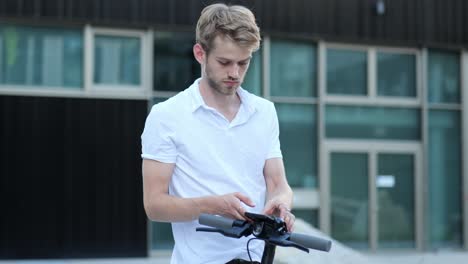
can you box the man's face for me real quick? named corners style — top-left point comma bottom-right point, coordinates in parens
top-left (203, 36), bottom-right (252, 95)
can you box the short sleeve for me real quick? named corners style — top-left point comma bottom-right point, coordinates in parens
top-left (266, 102), bottom-right (282, 159)
top-left (141, 105), bottom-right (178, 163)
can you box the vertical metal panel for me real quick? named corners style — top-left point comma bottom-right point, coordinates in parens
top-left (144, 0), bottom-right (170, 25)
top-left (42, 0), bottom-right (65, 18)
top-left (420, 49), bottom-right (429, 250)
top-left (370, 151), bottom-right (377, 250)
top-left (0, 95), bottom-right (148, 259)
top-left (2, 0), bottom-right (21, 16)
top-left (317, 42), bottom-right (326, 233)
top-left (462, 51), bottom-right (468, 250)
top-left (67, 0), bottom-right (96, 20)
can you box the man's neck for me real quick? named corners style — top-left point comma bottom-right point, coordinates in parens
top-left (199, 79), bottom-right (241, 122)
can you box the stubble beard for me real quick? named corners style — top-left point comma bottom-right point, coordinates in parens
top-left (207, 76), bottom-right (238, 96)
top-left (205, 67), bottom-right (240, 96)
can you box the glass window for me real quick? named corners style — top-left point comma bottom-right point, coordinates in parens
top-left (94, 35), bottom-right (141, 86)
top-left (270, 40), bottom-right (316, 97)
top-left (428, 110), bottom-right (462, 248)
top-left (377, 52), bottom-right (416, 97)
top-left (325, 105), bottom-right (420, 140)
top-left (292, 209), bottom-right (318, 227)
top-left (0, 25), bottom-right (83, 88)
top-left (428, 50), bottom-right (460, 104)
top-left (276, 103), bottom-right (317, 188)
top-left (242, 50), bottom-right (262, 96)
top-left (154, 32), bottom-right (200, 92)
top-left (152, 222), bottom-right (174, 250)
top-left (152, 97), bottom-right (167, 106)
top-left (327, 48), bottom-right (367, 95)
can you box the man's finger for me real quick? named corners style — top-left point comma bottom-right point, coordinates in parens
top-left (234, 192), bottom-right (256, 207)
top-left (234, 208), bottom-right (246, 220)
top-left (285, 212), bottom-right (295, 232)
top-left (279, 207), bottom-right (288, 219)
top-left (262, 201), bottom-right (275, 215)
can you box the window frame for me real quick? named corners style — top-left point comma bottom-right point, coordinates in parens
top-left (268, 36), bottom-right (318, 101)
top-left (85, 26), bottom-right (152, 96)
top-left (0, 24), bottom-right (153, 100)
top-left (426, 49), bottom-right (462, 106)
top-left (324, 43), bottom-right (421, 107)
top-left (0, 24), bottom-right (85, 94)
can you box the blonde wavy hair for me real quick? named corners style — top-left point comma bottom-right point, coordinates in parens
top-left (196, 3), bottom-right (261, 54)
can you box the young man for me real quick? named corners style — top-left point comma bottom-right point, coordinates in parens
top-left (141, 3), bottom-right (294, 264)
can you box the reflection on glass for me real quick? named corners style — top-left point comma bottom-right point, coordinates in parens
top-left (242, 50), bottom-right (262, 95)
top-left (276, 103), bottom-right (316, 188)
top-left (151, 97), bottom-right (168, 107)
top-left (292, 209), bottom-right (318, 227)
top-left (154, 32), bottom-right (200, 92)
top-left (0, 25), bottom-right (83, 88)
top-left (325, 105), bottom-right (420, 140)
top-left (270, 40), bottom-right (316, 97)
top-left (377, 52), bottom-right (416, 97)
top-left (428, 110), bottom-right (462, 248)
top-left (152, 222), bottom-right (174, 250)
top-left (94, 35), bottom-right (140, 85)
top-left (331, 152), bottom-right (369, 249)
top-left (327, 48), bottom-right (367, 95)
top-left (428, 50), bottom-right (460, 103)
top-left (377, 153), bottom-right (415, 248)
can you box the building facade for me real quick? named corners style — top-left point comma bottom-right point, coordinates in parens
top-left (1, 0), bottom-right (467, 259)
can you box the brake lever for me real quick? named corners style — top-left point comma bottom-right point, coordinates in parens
top-left (265, 233), bottom-right (310, 253)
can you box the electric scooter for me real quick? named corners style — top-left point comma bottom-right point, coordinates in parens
top-left (197, 212), bottom-right (332, 264)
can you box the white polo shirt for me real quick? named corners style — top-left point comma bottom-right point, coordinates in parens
top-left (141, 79), bottom-right (282, 264)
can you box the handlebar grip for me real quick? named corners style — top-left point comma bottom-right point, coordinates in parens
top-left (199, 214), bottom-right (235, 230)
top-left (289, 233), bottom-right (332, 252)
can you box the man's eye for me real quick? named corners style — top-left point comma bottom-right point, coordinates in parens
top-left (218, 61), bottom-right (229, 65)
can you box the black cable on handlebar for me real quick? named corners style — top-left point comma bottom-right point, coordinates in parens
top-left (247, 238), bottom-right (260, 263)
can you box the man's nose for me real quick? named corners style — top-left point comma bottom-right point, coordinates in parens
top-left (228, 64), bottom-right (240, 79)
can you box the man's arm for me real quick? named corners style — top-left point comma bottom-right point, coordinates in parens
top-left (142, 159), bottom-right (255, 222)
top-left (262, 157), bottom-right (295, 231)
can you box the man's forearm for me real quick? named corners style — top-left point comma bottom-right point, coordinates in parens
top-left (145, 192), bottom-right (255, 222)
top-left (145, 193), bottom-right (216, 222)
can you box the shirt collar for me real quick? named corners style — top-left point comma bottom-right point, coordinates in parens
top-left (189, 78), bottom-right (205, 112)
top-left (189, 78), bottom-right (257, 116)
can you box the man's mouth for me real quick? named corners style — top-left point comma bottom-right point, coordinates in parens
top-left (224, 81), bottom-right (239, 86)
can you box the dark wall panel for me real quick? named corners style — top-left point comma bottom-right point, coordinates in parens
top-left (40, 0), bottom-right (468, 47)
top-left (0, 95), bottom-right (148, 259)
top-left (3, 0), bottom-right (468, 47)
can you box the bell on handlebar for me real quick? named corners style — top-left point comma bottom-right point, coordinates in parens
top-left (252, 221), bottom-right (263, 236)
top-left (246, 212), bottom-right (287, 239)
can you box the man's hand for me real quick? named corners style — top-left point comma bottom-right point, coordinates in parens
top-left (210, 192), bottom-right (256, 220)
top-left (263, 198), bottom-right (295, 232)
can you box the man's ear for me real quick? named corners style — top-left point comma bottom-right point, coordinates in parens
top-left (193, 43), bottom-right (206, 64)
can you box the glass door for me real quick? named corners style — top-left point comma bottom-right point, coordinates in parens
top-left (329, 151), bottom-right (370, 249)
top-left (377, 153), bottom-right (416, 249)
top-left (322, 141), bottom-right (422, 250)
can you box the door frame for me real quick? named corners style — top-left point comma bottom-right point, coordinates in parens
top-left (320, 139), bottom-right (423, 250)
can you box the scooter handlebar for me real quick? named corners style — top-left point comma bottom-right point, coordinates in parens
top-left (289, 232), bottom-right (332, 252)
top-left (198, 213), bottom-right (332, 252)
top-left (199, 213), bottom-right (235, 230)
